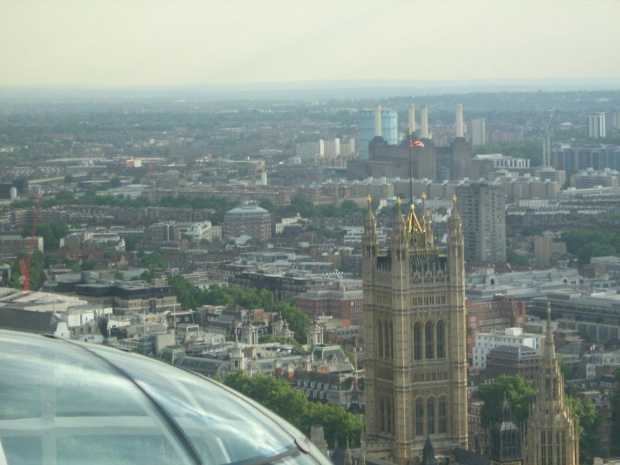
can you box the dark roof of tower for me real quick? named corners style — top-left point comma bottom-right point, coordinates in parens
top-left (453, 448), bottom-right (490, 465)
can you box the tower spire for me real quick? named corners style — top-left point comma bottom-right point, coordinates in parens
top-left (545, 301), bottom-right (555, 360)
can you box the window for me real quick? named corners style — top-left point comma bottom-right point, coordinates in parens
top-left (427, 397), bottom-right (435, 435)
top-left (415, 398), bottom-right (424, 436)
top-left (437, 320), bottom-right (446, 359)
top-left (438, 396), bottom-right (447, 434)
top-left (414, 322), bottom-right (422, 360)
top-left (425, 322), bottom-right (434, 359)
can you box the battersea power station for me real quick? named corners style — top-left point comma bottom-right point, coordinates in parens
top-left (348, 104), bottom-right (470, 182)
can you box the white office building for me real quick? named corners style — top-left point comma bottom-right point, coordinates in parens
top-left (472, 327), bottom-right (545, 369)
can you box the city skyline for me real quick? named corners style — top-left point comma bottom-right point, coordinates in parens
top-left (1, 0), bottom-right (620, 88)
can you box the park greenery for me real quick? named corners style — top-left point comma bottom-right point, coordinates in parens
top-left (259, 197), bottom-right (365, 220)
top-left (224, 371), bottom-right (364, 447)
top-left (166, 276), bottom-right (310, 343)
top-left (562, 228), bottom-right (620, 267)
top-left (479, 374), bottom-right (604, 463)
top-left (506, 247), bottom-right (530, 267)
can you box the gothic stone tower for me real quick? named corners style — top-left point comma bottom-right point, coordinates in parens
top-left (524, 304), bottom-right (579, 465)
top-left (363, 195), bottom-right (468, 464)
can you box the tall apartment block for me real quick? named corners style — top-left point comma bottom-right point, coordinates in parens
top-left (455, 183), bottom-right (506, 263)
top-left (587, 112), bottom-right (606, 139)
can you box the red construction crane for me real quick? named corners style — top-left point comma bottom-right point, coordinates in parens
top-left (19, 193), bottom-right (42, 292)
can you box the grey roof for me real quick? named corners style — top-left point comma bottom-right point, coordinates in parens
top-left (175, 355), bottom-right (223, 377)
top-left (0, 308), bottom-right (62, 335)
top-left (488, 345), bottom-right (539, 359)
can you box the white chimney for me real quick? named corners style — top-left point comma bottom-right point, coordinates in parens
top-left (408, 104), bottom-right (416, 133)
top-left (421, 105), bottom-right (429, 139)
top-left (374, 105), bottom-right (382, 138)
top-left (456, 104), bottom-right (464, 138)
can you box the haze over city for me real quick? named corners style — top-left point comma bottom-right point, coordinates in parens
top-left (1, 0), bottom-right (620, 89)
top-left (2, 2), bottom-right (620, 465)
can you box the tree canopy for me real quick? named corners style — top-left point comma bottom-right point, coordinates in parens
top-left (562, 228), bottom-right (620, 267)
top-left (224, 372), bottom-right (363, 447)
top-left (567, 396), bottom-right (605, 463)
top-left (478, 375), bottom-right (536, 428)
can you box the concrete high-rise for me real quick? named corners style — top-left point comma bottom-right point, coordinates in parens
top-left (456, 183), bottom-right (506, 263)
top-left (363, 196), bottom-right (468, 464)
top-left (471, 119), bottom-right (486, 146)
top-left (587, 112), bottom-right (606, 138)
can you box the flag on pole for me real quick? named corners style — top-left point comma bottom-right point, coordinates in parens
top-left (410, 140), bottom-right (424, 148)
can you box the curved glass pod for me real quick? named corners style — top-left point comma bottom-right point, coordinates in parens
top-left (0, 330), bottom-right (330, 465)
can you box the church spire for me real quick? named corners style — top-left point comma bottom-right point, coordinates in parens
top-left (363, 195), bottom-right (378, 260)
top-left (544, 301), bottom-right (556, 361)
top-left (420, 435), bottom-right (438, 465)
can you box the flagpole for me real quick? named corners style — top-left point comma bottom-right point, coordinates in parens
top-left (409, 129), bottom-right (414, 207)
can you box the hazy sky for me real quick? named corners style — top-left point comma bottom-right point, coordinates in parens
top-left (1, 0), bottom-right (619, 88)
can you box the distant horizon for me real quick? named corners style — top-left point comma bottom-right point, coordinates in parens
top-left (1, 77), bottom-right (620, 102)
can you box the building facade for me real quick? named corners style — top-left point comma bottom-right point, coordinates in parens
top-left (363, 196), bottom-right (468, 463)
top-left (222, 205), bottom-right (272, 241)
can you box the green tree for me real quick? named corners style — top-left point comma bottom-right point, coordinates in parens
top-left (275, 300), bottom-right (311, 344)
top-left (568, 396), bottom-right (605, 463)
top-left (108, 177), bottom-right (122, 188)
top-left (224, 372), bottom-right (363, 447)
top-left (610, 369), bottom-right (620, 456)
top-left (478, 374), bottom-right (536, 428)
top-left (123, 234), bottom-right (140, 252)
top-left (506, 248), bottom-right (530, 266)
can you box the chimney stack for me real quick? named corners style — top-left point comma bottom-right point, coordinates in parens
top-left (408, 104), bottom-right (416, 134)
top-left (420, 105), bottom-right (429, 139)
top-left (374, 105), bottom-right (382, 137)
top-left (456, 104), bottom-right (464, 138)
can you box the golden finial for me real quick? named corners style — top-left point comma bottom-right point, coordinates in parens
top-left (408, 128), bottom-right (413, 136)
top-left (452, 194), bottom-right (457, 203)
top-left (547, 301), bottom-right (551, 315)
top-left (396, 197), bottom-right (402, 205)
top-left (367, 194), bottom-right (372, 204)
top-left (421, 192), bottom-right (426, 201)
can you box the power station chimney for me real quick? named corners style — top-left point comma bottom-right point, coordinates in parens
top-left (408, 104), bottom-right (416, 134)
top-left (420, 105), bottom-right (429, 139)
top-left (456, 104), bottom-right (464, 138)
top-left (374, 105), bottom-right (382, 137)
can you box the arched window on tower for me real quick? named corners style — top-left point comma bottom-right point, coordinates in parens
top-left (388, 321), bottom-right (393, 359)
top-left (379, 395), bottom-right (385, 433)
top-left (437, 320), bottom-right (446, 359)
top-left (425, 322), bottom-right (434, 359)
top-left (378, 320), bottom-right (383, 358)
top-left (415, 398), bottom-right (424, 436)
top-left (438, 396), bottom-right (447, 434)
top-left (384, 321), bottom-right (390, 359)
top-left (427, 397), bottom-right (435, 435)
top-left (414, 322), bottom-right (422, 360)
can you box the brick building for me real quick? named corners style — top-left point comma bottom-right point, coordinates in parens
top-left (465, 296), bottom-right (527, 360)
